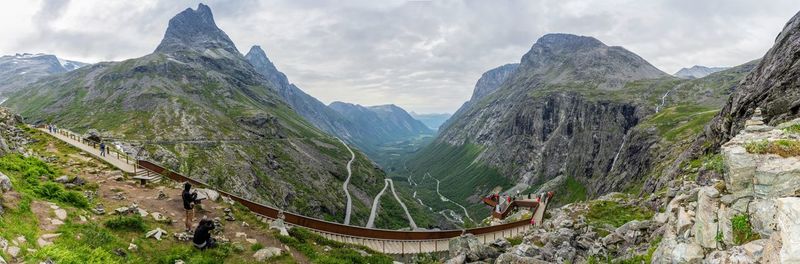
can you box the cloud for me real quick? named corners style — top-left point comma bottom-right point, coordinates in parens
top-left (0, 0), bottom-right (797, 113)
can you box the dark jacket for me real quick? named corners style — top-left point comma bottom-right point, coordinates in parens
top-left (182, 190), bottom-right (197, 210)
top-left (192, 220), bottom-right (215, 245)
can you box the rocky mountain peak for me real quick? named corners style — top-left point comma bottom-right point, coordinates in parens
top-left (245, 45), bottom-right (290, 90)
top-left (470, 63), bottom-right (519, 101)
top-left (154, 3), bottom-right (238, 54)
top-left (516, 33), bottom-right (667, 89)
top-left (535, 33), bottom-right (605, 51)
top-left (674, 65), bottom-right (730, 79)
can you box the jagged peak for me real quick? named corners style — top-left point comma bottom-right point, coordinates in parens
top-left (154, 3), bottom-right (238, 54)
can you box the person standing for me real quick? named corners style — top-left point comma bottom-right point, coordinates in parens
top-left (182, 183), bottom-right (199, 232)
top-left (99, 142), bottom-right (106, 157)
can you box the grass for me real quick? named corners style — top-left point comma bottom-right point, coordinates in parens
top-left (552, 176), bottom-right (587, 206)
top-left (405, 142), bottom-right (512, 222)
top-left (745, 139), bottom-right (800, 157)
top-left (276, 227), bottom-right (394, 264)
top-left (731, 214), bottom-right (760, 245)
top-left (585, 200), bottom-right (653, 236)
top-left (104, 216), bottom-right (147, 232)
top-left (642, 105), bottom-right (719, 142)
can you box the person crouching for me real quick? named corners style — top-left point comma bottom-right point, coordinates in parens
top-left (192, 218), bottom-right (217, 250)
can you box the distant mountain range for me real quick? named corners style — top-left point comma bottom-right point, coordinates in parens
top-left (674, 65), bottom-right (730, 79)
top-left (0, 53), bottom-right (88, 94)
top-left (410, 112), bottom-right (451, 130)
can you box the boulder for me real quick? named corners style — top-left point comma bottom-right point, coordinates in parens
top-left (195, 188), bottom-right (220, 202)
top-left (448, 234), bottom-right (499, 262)
top-left (652, 239), bottom-right (704, 264)
top-left (693, 187), bottom-right (720, 249)
top-left (495, 252), bottom-right (548, 264)
top-left (748, 199), bottom-right (777, 237)
top-left (722, 145), bottom-right (756, 194)
top-left (512, 244), bottom-right (540, 257)
top-left (753, 156), bottom-right (800, 198)
top-left (252, 247), bottom-right (282, 261)
top-left (672, 242), bottom-right (704, 264)
top-left (777, 197), bottom-right (800, 263)
top-left (269, 219), bottom-right (290, 236)
top-left (676, 207), bottom-right (693, 236)
top-left (443, 253), bottom-right (465, 264)
top-left (0, 172), bottom-right (11, 192)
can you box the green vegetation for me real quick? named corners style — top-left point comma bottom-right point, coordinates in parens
top-left (0, 154), bottom-right (89, 208)
top-left (783, 124), bottom-right (800, 134)
top-left (745, 139), bottom-right (800, 157)
top-left (507, 236), bottom-right (523, 246)
top-left (731, 214), bottom-right (760, 245)
top-left (104, 216), bottom-right (148, 232)
top-left (552, 176), bottom-right (587, 205)
top-left (276, 227), bottom-right (394, 264)
top-left (585, 200), bottom-right (653, 235)
top-left (405, 142), bottom-right (512, 221)
top-left (643, 105), bottom-right (719, 142)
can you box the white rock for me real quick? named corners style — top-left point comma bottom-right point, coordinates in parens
top-left (777, 197), bottom-right (800, 263)
top-left (676, 207), bottom-right (693, 236)
top-left (749, 199), bottom-right (778, 237)
top-left (6, 246), bottom-right (19, 258)
top-left (235, 232), bottom-right (247, 238)
top-left (693, 187), bottom-right (720, 249)
top-left (0, 172), bottom-right (11, 192)
top-left (196, 188), bottom-right (220, 202)
top-left (145, 228), bottom-right (167, 241)
top-left (671, 242), bottom-right (704, 263)
top-left (128, 243), bottom-right (138, 251)
top-left (137, 208), bottom-right (148, 217)
top-left (722, 144), bottom-right (757, 193)
top-left (54, 209), bottom-right (67, 220)
top-left (253, 247), bottom-right (282, 261)
top-left (754, 156), bottom-right (800, 198)
top-left (246, 238), bottom-right (258, 244)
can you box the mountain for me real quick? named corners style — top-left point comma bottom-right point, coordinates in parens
top-left (244, 44), bottom-right (437, 172)
top-left (244, 45), bottom-right (355, 140)
top-left (404, 33), bottom-right (755, 220)
top-left (674, 65), bottom-right (730, 79)
top-left (2, 3), bottom-right (430, 228)
top-left (470, 63), bottom-right (519, 101)
top-left (0, 53), bottom-right (88, 94)
top-left (154, 4), bottom-right (238, 54)
top-left (410, 112), bottom-right (451, 130)
top-left (329, 102), bottom-right (433, 142)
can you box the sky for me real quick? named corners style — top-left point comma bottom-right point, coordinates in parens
top-left (1, 0), bottom-right (798, 114)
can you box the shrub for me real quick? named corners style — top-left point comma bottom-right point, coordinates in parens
top-left (731, 214), bottom-right (760, 245)
top-left (34, 182), bottom-right (89, 208)
top-left (104, 216), bottom-right (147, 232)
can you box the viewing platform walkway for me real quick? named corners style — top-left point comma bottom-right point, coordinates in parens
top-left (37, 125), bottom-right (554, 255)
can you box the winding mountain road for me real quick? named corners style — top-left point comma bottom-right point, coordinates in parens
top-left (388, 179), bottom-right (417, 229)
top-left (366, 179), bottom-right (390, 228)
top-left (432, 173), bottom-right (474, 223)
top-left (338, 138), bottom-right (355, 225)
top-left (366, 179), bottom-right (418, 229)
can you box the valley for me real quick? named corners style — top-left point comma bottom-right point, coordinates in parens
top-left (0, 1), bottom-right (799, 263)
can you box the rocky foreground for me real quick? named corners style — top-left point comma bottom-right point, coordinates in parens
top-left (444, 110), bottom-right (800, 263)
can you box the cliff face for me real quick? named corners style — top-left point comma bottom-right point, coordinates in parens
top-left (409, 34), bottom-right (758, 218)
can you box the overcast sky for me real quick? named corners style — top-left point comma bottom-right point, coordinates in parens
top-left (1, 0), bottom-right (798, 113)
